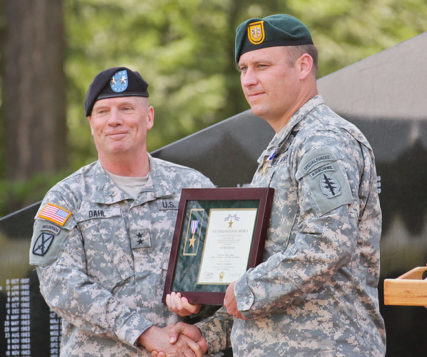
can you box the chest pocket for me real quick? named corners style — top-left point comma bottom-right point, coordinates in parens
top-left (77, 206), bottom-right (133, 290)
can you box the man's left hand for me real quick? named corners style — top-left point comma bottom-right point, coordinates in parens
top-left (224, 281), bottom-right (246, 320)
top-left (166, 292), bottom-right (201, 317)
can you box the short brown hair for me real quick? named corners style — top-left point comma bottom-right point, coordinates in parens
top-left (286, 44), bottom-right (318, 76)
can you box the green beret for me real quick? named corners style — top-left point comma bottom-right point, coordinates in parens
top-left (235, 14), bottom-right (313, 63)
top-left (85, 67), bottom-right (149, 116)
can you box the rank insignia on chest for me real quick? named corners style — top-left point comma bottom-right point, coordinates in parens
top-left (136, 232), bottom-right (144, 245)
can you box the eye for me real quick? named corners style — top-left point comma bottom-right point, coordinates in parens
top-left (94, 108), bottom-right (107, 115)
top-left (121, 105), bottom-right (134, 112)
top-left (238, 65), bottom-right (247, 72)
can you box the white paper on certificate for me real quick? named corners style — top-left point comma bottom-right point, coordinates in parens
top-left (197, 208), bottom-right (258, 285)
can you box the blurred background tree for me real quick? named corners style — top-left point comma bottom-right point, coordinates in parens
top-left (1, 0), bottom-right (66, 212)
top-left (0, 0), bottom-right (426, 215)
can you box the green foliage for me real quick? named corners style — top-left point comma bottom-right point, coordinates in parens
top-left (0, 170), bottom-right (73, 216)
top-left (288, 0), bottom-right (427, 77)
top-left (63, 0), bottom-right (427, 171)
top-left (64, 0), bottom-right (237, 160)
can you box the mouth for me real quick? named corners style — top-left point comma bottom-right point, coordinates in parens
top-left (246, 91), bottom-right (265, 101)
top-left (107, 132), bottom-right (128, 140)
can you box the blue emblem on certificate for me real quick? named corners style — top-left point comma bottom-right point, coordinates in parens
top-left (110, 69), bottom-right (128, 93)
top-left (183, 209), bottom-right (205, 256)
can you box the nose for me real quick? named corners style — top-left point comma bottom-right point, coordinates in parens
top-left (107, 108), bottom-right (122, 126)
top-left (241, 67), bottom-right (258, 88)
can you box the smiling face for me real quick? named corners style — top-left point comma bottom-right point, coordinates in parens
top-left (238, 46), bottom-right (315, 132)
top-left (88, 96), bottom-right (154, 162)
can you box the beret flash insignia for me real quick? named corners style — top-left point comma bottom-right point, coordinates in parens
top-left (110, 69), bottom-right (128, 93)
top-left (247, 20), bottom-right (265, 45)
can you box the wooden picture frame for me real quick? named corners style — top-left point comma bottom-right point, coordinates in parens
top-left (163, 187), bottom-right (274, 305)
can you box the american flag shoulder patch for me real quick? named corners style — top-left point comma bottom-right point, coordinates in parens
top-left (38, 203), bottom-right (72, 226)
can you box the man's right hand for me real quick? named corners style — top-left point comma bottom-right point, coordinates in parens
top-left (138, 325), bottom-right (204, 357)
top-left (150, 322), bottom-right (208, 357)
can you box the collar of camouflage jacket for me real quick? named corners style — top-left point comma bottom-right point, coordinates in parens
top-left (90, 157), bottom-right (175, 205)
top-left (257, 95), bottom-right (324, 165)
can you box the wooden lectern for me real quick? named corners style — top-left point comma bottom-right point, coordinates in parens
top-left (384, 265), bottom-right (427, 306)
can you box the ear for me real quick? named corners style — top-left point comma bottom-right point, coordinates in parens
top-left (88, 116), bottom-right (95, 136)
top-left (146, 105), bottom-right (154, 130)
top-left (297, 53), bottom-right (313, 80)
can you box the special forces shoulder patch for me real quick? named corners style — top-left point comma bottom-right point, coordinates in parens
top-left (319, 173), bottom-right (341, 198)
top-left (297, 147), bottom-right (353, 215)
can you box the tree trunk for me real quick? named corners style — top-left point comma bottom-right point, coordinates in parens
top-left (3, 0), bottom-right (66, 181)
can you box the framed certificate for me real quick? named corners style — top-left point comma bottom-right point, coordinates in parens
top-left (163, 187), bottom-right (274, 305)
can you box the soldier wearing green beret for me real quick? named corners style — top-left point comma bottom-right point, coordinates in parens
top-left (29, 67), bottom-right (215, 356)
top-left (163, 14), bottom-right (386, 356)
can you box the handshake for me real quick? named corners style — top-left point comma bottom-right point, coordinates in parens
top-left (140, 282), bottom-right (242, 356)
top-left (139, 321), bottom-right (207, 357)
top-left (138, 292), bottom-right (206, 357)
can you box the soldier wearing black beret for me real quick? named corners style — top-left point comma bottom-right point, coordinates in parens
top-left (164, 13), bottom-right (386, 357)
top-left (30, 66), bottom-right (214, 356)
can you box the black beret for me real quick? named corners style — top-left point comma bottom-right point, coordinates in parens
top-left (235, 14), bottom-right (313, 63)
top-left (84, 67), bottom-right (149, 116)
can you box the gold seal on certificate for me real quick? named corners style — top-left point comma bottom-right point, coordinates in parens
top-left (163, 187), bottom-right (274, 305)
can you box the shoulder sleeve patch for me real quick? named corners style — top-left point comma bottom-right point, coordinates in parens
top-left (30, 202), bottom-right (74, 266)
top-left (297, 147), bottom-right (353, 215)
top-left (38, 203), bottom-right (71, 226)
top-left (30, 219), bottom-right (70, 266)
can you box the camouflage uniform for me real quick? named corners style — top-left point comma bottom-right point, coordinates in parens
top-left (29, 156), bottom-right (213, 356)
top-left (197, 96), bottom-right (386, 356)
